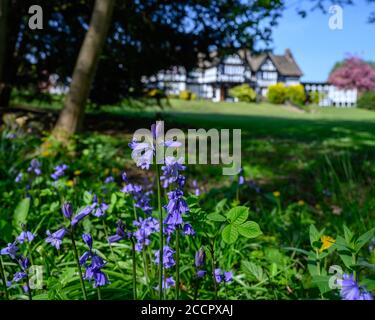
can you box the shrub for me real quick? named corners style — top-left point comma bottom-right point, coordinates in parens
top-left (286, 84), bottom-right (306, 106)
top-left (267, 83), bottom-right (287, 104)
top-left (179, 90), bottom-right (195, 100)
top-left (228, 84), bottom-right (256, 102)
top-left (357, 91), bottom-right (375, 110)
top-left (308, 91), bottom-right (320, 105)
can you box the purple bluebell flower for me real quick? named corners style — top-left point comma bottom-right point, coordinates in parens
top-left (79, 251), bottom-right (90, 266)
top-left (224, 271), bottom-right (233, 283)
top-left (165, 189), bottom-right (189, 216)
top-left (122, 183), bottom-right (153, 215)
top-left (104, 176), bottom-right (114, 184)
top-left (15, 172), bottom-right (23, 183)
top-left (62, 202), bottom-right (73, 219)
top-left (195, 248), bottom-right (206, 268)
top-left (71, 205), bottom-right (94, 226)
top-left (13, 272), bottom-right (27, 282)
top-left (121, 171), bottom-right (128, 182)
top-left (133, 217), bottom-right (159, 251)
top-left (192, 180), bottom-right (200, 196)
top-left (238, 175), bottom-right (245, 185)
top-left (183, 223), bottom-right (195, 236)
top-left (45, 228), bottom-right (67, 250)
top-left (155, 276), bottom-right (175, 290)
top-left (93, 271), bottom-right (110, 288)
top-left (197, 270), bottom-right (206, 278)
top-left (339, 274), bottom-right (373, 300)
top-left (92, 202), bottom-right (109, 218)
top-left (154, 246), bottom-right (176, 269)
top-left (27, 159), bottom-right (42, 176)
top-left (160, 156), bottom-right (185, 188)
top-left (51, 164), bottom-right (68, 180)
top-left (82, 234), bottom-right (93, 250)
top-left (18, 256), bottom-right (29, 270)
top-left (129, 139), bottom-right (154, 170)
top-left (108, 220), bottom-right (126, 243)
top-left (214, 269), bottom-right (223, 283)
top-left (1, 242), bottom-right (19, 259)
top-left (17, 231), bottom-right (35, 243)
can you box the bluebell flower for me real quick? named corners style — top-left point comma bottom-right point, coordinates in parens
top-left (62, 202), bottom-right (73, 219)
top-left (108, 220), bottom-right (126, 243)
top-left (214, 269), bottom-right (223, 283)
top-left (160, 156), bottom-right (185, 188)
top-left (238, 175), bottom-right (245, 185)
top-left (51, 164), bottom-right (68, 180)
top-left (92, 202), bottom-right (109, 218)
top-left (104, 176), bottom-right (114, 184)
top-left (45, 228), bottom-right (67, 250)
top-left (27, 159), bottom-right (42, 176)
top-left (15, 172), bottom-right (23, 183)
top-left (129, 139), bottom-right (154, 170)
top-left (224, 271), bottom-right (233, 283)
top-left (82, 234), bottom-right (93, 250)
top-left (133, 217), bottom-right (159, 251)
top-left (121, 171), bottom-right (128, 182)
top-left (71, 204), bottom-right (94, 226)
top-left (79, 251), bottom-right (91, 266)
top-left (183, 223), bottom-right (195, 236)
top-left (1, 242), bottom-right (19, 259)
top-left (195, 248), bottom-right (205, 268)
top-left (197, 270), bottom-right (206, 278)
top-left (93, 271), bottom-right (110, 288)
top-left (154, 246), bottom-right (175, 269)
top-left (339, 274), bottom-right (373, 300)
top-left (17, 231), bottom-right (35, 243)
top-left (122, 183), bottom-right (153, 215)
top-left (155, 276), bottom-right (175, 290)
top-left (191, 180), bottom-right (200, 196)
top-left (13, 272), bottom-right (27, 282)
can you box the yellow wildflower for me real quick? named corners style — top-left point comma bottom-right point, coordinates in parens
top-left (66, 180), bottom-right (74, 187)
top-left (273, 191), bottom-right (280, 197)
top-left (74, 170), bottom-right (81, 176)
top-left (298, 200), bottom-right (305, 206)
top-left (320, 235), bottom-right (335, 252)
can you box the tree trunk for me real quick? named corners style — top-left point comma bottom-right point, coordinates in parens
top-left (0, 0), bottom-right (10, 107)
top-left (52, 0), bottom-right (115, 140)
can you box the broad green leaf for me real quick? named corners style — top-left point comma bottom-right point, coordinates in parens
top-left (222, 224), bottom-right (239, 244)
top-left (207, 212), bottom-right (226, 222)
top-left (354, 228), bottom-right (375, 253)
top-left (83, 191), bottom-right (93, 204)
top-left (13, 198), bottom-right (30, 230)
top-left (338, 252), bottom-right (354, 269)
top-left (227, 206), bottom-right (248, 225)
top-left (241, 261), bottom-right (267, 282)
top-left (237, 221), bottom-right (262, 239)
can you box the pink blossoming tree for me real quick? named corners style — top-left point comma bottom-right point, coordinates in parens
top-left (328, 57), bottom-right (375, 92)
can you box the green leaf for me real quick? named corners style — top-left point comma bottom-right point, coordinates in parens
top-left (222, 224), bottom-right (239, 244)
top-left (241, 261), bottom-right (267, 282)
top-left (237, 221), bottom-right (262, 239)
top-left (312, 275), bottom-right (332, 294)
top-left (343, 225), bottom-right (354, 245)
top-left (215, 199), bottom-right (227, 212)
top-left (83, 191), bottom-right (93, 205)
top-left (207, 212), bottom-right (226, 222)
top-left (227, 206), bottom-right (248, 225)
top-left (13, 198), bottom-right (30, 230)
top-left (309, 224), bottom-right (321, 248)
top-left (354, 228), bottom-right (375, 253)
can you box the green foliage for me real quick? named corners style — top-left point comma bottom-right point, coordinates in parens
top-left (286, 84), bottom-right (306, 106)
top-left (357, 91), bottom-right (375, 110)
top-left (267, 83), bottom-right (287, 104)
top-left (308, 91), bottom-right (320, 105)
top-left (178, 90), bottom-right (196, 100)
top-left (228, 84), bottom-right (256, 102)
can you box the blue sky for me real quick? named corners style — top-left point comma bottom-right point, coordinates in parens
top-left (270, 0), bottom-right (375, 81)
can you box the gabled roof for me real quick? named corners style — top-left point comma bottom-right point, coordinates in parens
top-left (195, 48), bottom-right (303, 77)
